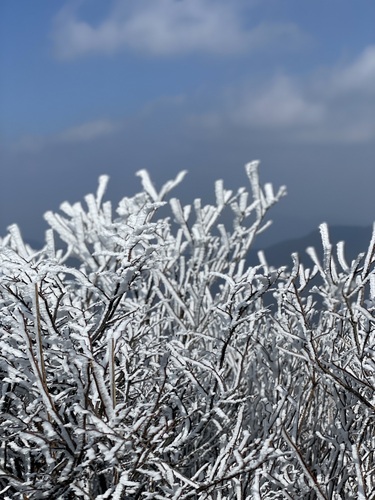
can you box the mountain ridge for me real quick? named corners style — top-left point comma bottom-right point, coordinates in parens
top-left (254, 224), bottom-right (374, 269)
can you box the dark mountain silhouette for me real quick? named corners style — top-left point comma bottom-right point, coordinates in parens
top-left (255, 225), bottom-right (374, 269)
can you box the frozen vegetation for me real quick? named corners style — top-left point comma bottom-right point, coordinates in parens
top-left (0, 161), bottom-right (374, 499)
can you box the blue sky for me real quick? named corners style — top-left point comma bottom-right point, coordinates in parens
top-left (1, 0), bottom-right (375, 246)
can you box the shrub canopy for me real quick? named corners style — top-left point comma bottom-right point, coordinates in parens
top-left (0, 162), bottom-right (374, 499)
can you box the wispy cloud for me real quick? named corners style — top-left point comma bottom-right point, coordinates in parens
top-left (51, 0), bottom-right (308, 59)
top-left (57, 119), bottom-right (116, 143)
top-left (190, 45), bottom-right (375, 143)
top-left (228, 76), bottom-right (324, 128)
top-left (12, 119), bottom-right (118, 152)
top-left (321, 45), bottom-right (375, 96)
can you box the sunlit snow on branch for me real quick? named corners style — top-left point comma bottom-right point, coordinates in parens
top-left (0, 161), bottom-right (374, 498)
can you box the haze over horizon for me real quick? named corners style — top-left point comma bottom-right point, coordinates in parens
top-left (1, 1), bottom-right (374, 247)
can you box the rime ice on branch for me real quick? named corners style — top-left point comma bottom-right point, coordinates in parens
top-left (0, 161), bottom-right (374, 499)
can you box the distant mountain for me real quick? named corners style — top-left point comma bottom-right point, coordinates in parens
top-left (254, 225), bottom-right (374, 269)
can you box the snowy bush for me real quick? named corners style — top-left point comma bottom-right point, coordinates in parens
top-left (0, 161), bottom-right (374, 499)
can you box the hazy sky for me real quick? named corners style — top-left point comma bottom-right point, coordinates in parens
top-left (1, 0), bottom-right (374, 246)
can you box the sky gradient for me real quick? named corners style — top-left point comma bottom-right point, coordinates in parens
top-left (1, 0), bottom-right (375, 246)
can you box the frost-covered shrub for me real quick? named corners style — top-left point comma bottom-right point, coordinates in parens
top-left (0, 161), bottom-right (374, 499)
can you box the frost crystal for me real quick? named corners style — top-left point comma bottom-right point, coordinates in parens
top-left (0, 161), bottom-right (373, 498)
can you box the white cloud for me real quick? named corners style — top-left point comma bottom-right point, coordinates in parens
top-left (330, 45), bottom-right (375, 94)
top-left (12, 119), bottom-right (118, 152)
top-left (190, 45), bottom-right (375, 144)
top-left (57, 119), bottom-right (116, 143)
top-left (51, 0), bottom-right (307, 59)
top-left (230, 76), bottom-right (324, 127)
